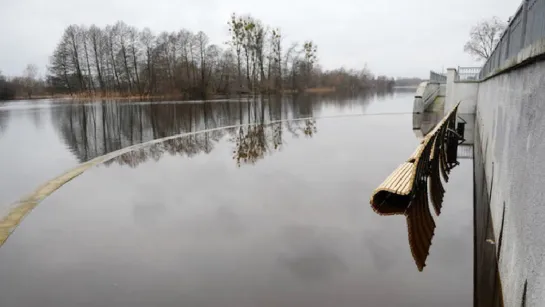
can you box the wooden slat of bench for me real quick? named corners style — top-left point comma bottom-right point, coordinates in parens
top-left (392, 163), bottom-right (415, 193)
top-left (377, 162), bottom-right (415, 195)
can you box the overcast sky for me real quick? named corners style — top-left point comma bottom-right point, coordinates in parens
top-left (0, 0), bottom-right (519, 78)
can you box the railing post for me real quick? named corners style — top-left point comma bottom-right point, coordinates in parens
top-left (520, 0), bottom-right (530, 50)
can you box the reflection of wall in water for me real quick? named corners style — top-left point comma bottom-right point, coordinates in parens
top-left (412, 111), bottom-right (443, 138)
top-left (474, 123), bottom-right (503, 307)
top-left (413, 110), bottom-right (475, 159)
top-left (457, 114), bottom-right (475, 160)
top-left (0, 110), bottom-right (9, 136)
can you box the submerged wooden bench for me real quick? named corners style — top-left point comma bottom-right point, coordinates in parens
top-left (369, 103), bottom-right (461, 271)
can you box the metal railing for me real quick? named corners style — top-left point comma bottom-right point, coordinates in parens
top-left (457, 145), bottom-right (474, 159)
top-left (429, 71), bottom-right (447, 83)
top-left (479, 0), bottom-right (545, 79)
top-left (457, 67), bottom-right (481, 81)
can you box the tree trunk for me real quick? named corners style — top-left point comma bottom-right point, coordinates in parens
top-left (146, 48), bottom-right (153, 95)
top-left (91, 35), bottom-right (105, 93)
top-left (69, 31), bottom-right (85, 92)
top-left (83, 37), bottom-right (95, 94)
top-left (121, 44), bottom-right (133, 94)
top-left (245, 51), bottom-right (251, 90)
top-left (236, 51), bottom-right (242, 91)
top-left (132, 44), bottom-right (141, 95)
top-left (109, 36), bottom-right (121, 91)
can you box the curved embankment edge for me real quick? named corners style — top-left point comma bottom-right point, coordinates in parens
top-left (0, 122), bottom-right (245, 248)
top-left (0, 111), bottom-right (412, 248)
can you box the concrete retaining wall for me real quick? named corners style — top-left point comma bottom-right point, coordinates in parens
top-left (414, 82), bottom-right (443, 113)
top-left (476, 59), bottom-right (545, 307)
top-left (445, 69), bottom-right (479, 114)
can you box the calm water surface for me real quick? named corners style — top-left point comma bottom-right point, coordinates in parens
top-left (0, 93), bottom-right (405, 209)
top-left (0, 91), bottom-right (473, 306)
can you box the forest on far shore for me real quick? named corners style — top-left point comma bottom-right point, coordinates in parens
top-left (1, 13), bottom-right (403, 100)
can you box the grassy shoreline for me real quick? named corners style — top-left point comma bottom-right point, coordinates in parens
top-left (3, 87), bottom-right (339, 102)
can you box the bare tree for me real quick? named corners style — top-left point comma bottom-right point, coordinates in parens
top-left (205, 44), bottom-right (222, 92)
top-left (140, 28), bottom-right (156, 95)
top-left (66, 25), bottom-right (85, 91)
top-left (195, 31), bottom-right (209, 94)
top-left (81, 26), bottom-right (95, 94)
top-left (464, 17), bottom-right (507, 61)
top-left (284, 42), bottom-right (302, 90)
top-left (228, 14), bottom-right (245, 91)
top-left (269, 28), bottom-right (282, 92)
top-left (128, 26), bottom-right (142, 95)
top-left (89, 25), bottom-right (105, 93)
top-left (23, 64), bottom-right (38, 98)
top-left (105, 25), bottom-right (122, 91)
top-left (45, 15), bottom-right (393, 98)
top-left (178, 29), bottom-right (194, 91)
top-left (114, 21), bottom-right (134, 94)
top-left (302, 41), bottom-right (317, 88)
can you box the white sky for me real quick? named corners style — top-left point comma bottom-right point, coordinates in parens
top-left (0, 0), bottom-right (520, 78)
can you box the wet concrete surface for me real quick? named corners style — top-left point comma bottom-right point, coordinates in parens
top-left (474, 123), bottom-right (503, 307)
top-left (0, 107), bottom-right (473, 306)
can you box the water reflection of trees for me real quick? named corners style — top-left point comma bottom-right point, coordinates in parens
top-left (102, 131), bottom-right (221, 168)
top-left (232, 120), bottom-right (316, 166)
top-left (0, 110), bottom-right (9, 136)
top-left (53, 93), bottom-right (379, 163)
top-left (102, 118), bottom-right (316, 168)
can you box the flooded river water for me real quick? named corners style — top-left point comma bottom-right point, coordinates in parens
top-left (0, 91), bottom-right (474, 306)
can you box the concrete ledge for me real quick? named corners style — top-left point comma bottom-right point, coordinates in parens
top-left (454, 80), bottom-right (480, 84)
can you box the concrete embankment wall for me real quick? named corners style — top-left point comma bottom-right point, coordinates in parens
top-left (445, 69), bottom-right (478, 114)
top-left (476, 59), bottom-right (545, 307)
top-left (414, 82), bottom-right (444, 114)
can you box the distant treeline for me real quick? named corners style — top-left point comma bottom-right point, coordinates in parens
top-left (0, 68), bottom-right (48, 100)
top-left (394, 77), bottom-right (425, 87)
top-left (1, 14), bottom-right (396, 100)
top-left (0, 74), bottom-right (16, 100)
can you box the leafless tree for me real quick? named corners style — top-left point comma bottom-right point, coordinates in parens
top-left (284, 42), bottom-right (302, 90)
top-left (140, 28), bottom-right (156, 94)
top-left (45, 15), bottom-right (394, 98)
top-left (196, 31), bottom-right (209, 94)
top-left (23, 64), bottom-right (38, 98)
top-left (128, 26), bottom-right (142, 95)
top-left (89, 25), bottom-right (105, 92)
top-left (228, 14), bottom-right (245, 91)
top-left (81, 25), bottom-right (95, 93)
top-left (302, 41), bottom-right (317, 87)
top-left (269, 29), bottom-right (282, 91)
top-left (464, 17), bottom-right (507, 61)
top-left (66, 25), bottom-right (85, 90)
